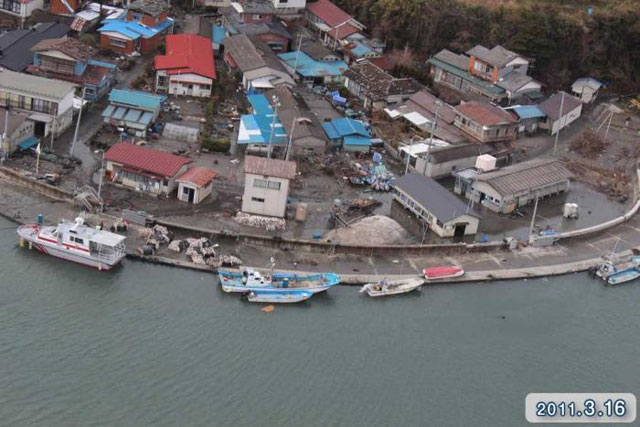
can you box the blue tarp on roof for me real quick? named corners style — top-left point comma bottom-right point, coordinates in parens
top-left (238, 114), bottom-right (286, 145)
top-left (509, 105), bottom-right (545, 120)
top-left (349, 42), bottom-right (373, 58)
top-left (344, 135), bottom-right (371, 146)
top-left (248, 94), bottom-right (274, 116)
top-left (18, 136), bottom-right (39, 150)
top-left (278, 51), bottom-right (348, 78)
top-left (212, 24), bottom-right (226, 45)
top-left (98, 18), bottom-right (173, 40)
top-left (332, 118), bottom-right (370, 137)
top-left (108, 89), bottom-right (165, 111)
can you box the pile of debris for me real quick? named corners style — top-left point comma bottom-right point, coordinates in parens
top-left (570, 130), bottom-right (606, 159)
top-left (234, 212), bottom-right (285, 231)
top-left (139, 224), bottom-right (172, 252)
top-left (566, 159), bottom-right (630, 200)
top-left (346, 158), bottom-right (394, 192)
top-left (168, 236), bottom-right (243, 267)
top-left (330, 198), bottom-right (383, 228)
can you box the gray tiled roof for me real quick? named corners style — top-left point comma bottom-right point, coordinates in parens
top-left (538, 91), bottom-right (583, 121)
top-left (0, 22), bottom-right (70, 72)
top-left (467, 45), bottom-right (520, 68)
top-left (393, 173), bottom-right (479, 222)
top-left (433, 49), bottom-right (470, 71)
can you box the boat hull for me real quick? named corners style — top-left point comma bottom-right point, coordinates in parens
top-left (17, 225), bottom-right (123, 271)
top-left (423, 266), bottom-right (464, 280)
top-left (218, 270), bottom-right (340, 294)
top-left (360, 278), bottom-right (424, 297)
top-left (245, 290), bottom-right (313, 303)
top-left (606, 268), bottom-right (640, 285)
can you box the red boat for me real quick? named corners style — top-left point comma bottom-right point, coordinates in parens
top-left (423, 266), bottom-right (464, 280)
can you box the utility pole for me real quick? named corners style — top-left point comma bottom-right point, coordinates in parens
top-left (292, 33), bottom-right (303, 81)
top-left (552, 91), bottom-right (566, 156)
top-left (405, 135), bottom-right (420, 175)
top-left (267, 95), bottom-right (279, 159)
top-left (603, 110), bottom-right (614, 144)
top-left (70, 87), bottom-right (87, 158)
top-left (285, 117), bottom-right (297, 161)
top-left (422, 101), bottom-right (442, 176)
top-left (528, 192), bottom-right (540, 239)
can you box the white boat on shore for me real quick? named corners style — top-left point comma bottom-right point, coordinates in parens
top-left (17, 217), bottom-right (126, 271)
top-left (359, 278), bottom-right (424, 297)
top-left (243, 289), bottom-right (313, 303)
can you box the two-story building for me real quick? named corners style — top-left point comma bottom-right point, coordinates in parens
top-left (278, 50), bottom-right (347, 85)
top-left (428, 45), bottom-right (542, 105)
top-left (154, 34), bottom-right (215, 98)
top-left (0, 0), bottom-right (43, 20)
top-left (305, 0), bottom-right (365, 49)
top-left (454, 101), bottom-right (517, 143)
top-left (0, 69), bottom-right (76, 138)
top-left (219, 1), bottom-right (292, 52)
top-left (343, 61), bottom-right (422, 111)
top-left (101, 89), bottom-right (166, 135)
top-left (0, 22), bottom-right (70, 72)
top-left (271, 0), bottom-right (306, 17)
top-left (97, 0), bottom-right (173, 54)
top-left (27, 37), bottom-right (117, 101)
top-left (242, 155), bottom-right (296, 218)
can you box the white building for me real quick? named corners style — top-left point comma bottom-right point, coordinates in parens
top-left (0, 0), bottom-right (43, 19)
top-left (176, 167), bottom-right (217, 204)
top-left (242, 155), bottom-right (296, 218)
top-left (571, 78), bottom-right (603, 104)
top-left (0, 69), bottom-right (76, 138)
top-left (538, 91), bottom-right (583, 135)
top-left (271, 0), bottom-right (306, 14)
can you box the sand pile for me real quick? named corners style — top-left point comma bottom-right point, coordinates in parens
top-left (324, 215), bottom-right (409, 246)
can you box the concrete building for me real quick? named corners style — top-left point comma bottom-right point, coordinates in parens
top-left (391, 173), bottom-right (480, 238)
top-left (0, 0), bottom-right (43, 19)
top-left (454, 101), bottom-right (517, 143)
top-left (97, 0), bottom-right (173, 54)
top-left (0, 108), bottom-right (35, 155)
top-left (414, 144), bottom-right (481, 179)
top-left (154, 34), bottom-right (215, 98)
top-left (458, 157), bottom-right (573, 214)
top-left (27, 37), bottom-right (117, 101)
top-left (0, 69), bottom-right (76, 138)
top-left (538, 91), bottom-right (583, 136)
top-left (223, 33), bottom-right (294, 91)
top-left (104, 143), bottom-right (192, 196)
top-left (242, 155), bottom-right (296, 218)
top-left (176, 166), bottom-right (217, 204)
top-left (571, 78), bottom-right (602, 104)
top-left (344, 62), bottom-right (422, 111)
top-left (102, 89), bottom-right (165, 135)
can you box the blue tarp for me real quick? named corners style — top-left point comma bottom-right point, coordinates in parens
top-left (247, 94), bottom-right (274, 116)
top-left (278, 51), bottom-right (348, 78)
top-left (18, 136), bottom-right (39, 150)
top-left (212, 24), bottom-right (226, 45)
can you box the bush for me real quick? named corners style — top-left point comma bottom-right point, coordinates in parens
top-left (80, 33), bottom-right (97, 46)
top-left (131, 75), bottom-right (146, 89)
top-left (201, 138), bottom-right (230, 153)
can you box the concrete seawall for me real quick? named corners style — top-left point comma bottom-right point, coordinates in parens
top-left (0, 166), bottom-right (74, 202)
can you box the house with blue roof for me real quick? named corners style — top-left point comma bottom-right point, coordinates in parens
top-left (98, 0), bottom-right (173, 54)
top-left (102, 89), bottom-right (166, 135)
top-left (342, 41), bottom-right (380, 65)
top-left (237, 93), bottom-right (287, 154)
top-left (505, 105), bottom-right (546, 134)
top-left (278, 51), bottom-right (348, 85)
top-left (322, 117), bottom-right (371, 152)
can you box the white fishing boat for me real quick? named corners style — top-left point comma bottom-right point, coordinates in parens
top-left (17, 217), bottom-right (126, 271)
top-left (243, 289), bottom-right (313, 304)
top-left (359, 277), bottom-right (424, 297)
top-left (594, 254), bottom-right (640, 280)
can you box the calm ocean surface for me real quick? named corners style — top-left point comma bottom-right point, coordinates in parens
top-left (1, 217), bottom-right (638, 426)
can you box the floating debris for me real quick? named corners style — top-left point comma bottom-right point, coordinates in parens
top-left (262, 305), bottom-right (275, 313)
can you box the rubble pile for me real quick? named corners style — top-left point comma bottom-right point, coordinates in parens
top-left (234, 212), bottom-right (286, 231)
top-left (570, 130), bottom-right (606, 159)
top-left (566, 159), bottom-right (630, 199)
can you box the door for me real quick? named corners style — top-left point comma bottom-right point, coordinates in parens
top-left (34, 121), bottom-right (46, 137)
top-left (453, 224), bottom-right (466, 241)
top-left (187, 187), bottom-right (195, 203)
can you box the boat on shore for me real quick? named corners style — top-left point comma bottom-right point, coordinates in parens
top-left (593, 254), bottom-right (640, 280)
top-left (423, 266), bottom-right (464, 281)
top-left (243, 289), bottom-right (313, 303)
top-left (17, 217), bottom-right (126, 270)
top-left (218, 268), bottom-right (340, 296)
top-left (359, 278), bottom-right (424, 297)
top-left (605, 267), bottom-right (640, 285)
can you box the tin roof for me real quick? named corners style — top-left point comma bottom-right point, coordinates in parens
top-left (154, 34), bottom-right (215, 79)
top-left (278, 51), bottom-right (347, 77)
top-left (244, 155), bottom-right (296, 180)
top-left (108, 89), bottom-right (165, 111)
top-left (177, 166), bottom-right (217, 187)
top-left (105, 143), bottom-right (192, 178)
top-left (0, 68), bottom-right (76, 100)
top-left (455, 101), bottom-right (517, 126)
top-left (392, 173), bottom-right (480, 222)
top-left (538, 91), bottom-right (583, 121)
top-left (307, 0), bottom-right (353, 28)
top-left (507, 105), bottom-right (545, 120)
top-left (475, 157), bottom-right (572, 197)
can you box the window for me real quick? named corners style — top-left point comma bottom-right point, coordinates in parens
top-left (183, 187), bottom-right (190, 195)
top-left (254, 178), bottom-right (281, 191)
top-left (109, 38), bottom-right (128, 48)
top-left (40, 56), bottom-right (75, 75)
top-left (251, 197), bottom-right (265, 203)
top-left (252, 14), bottom-right (261, 19)
top-left (12, 1), bottom-right (20, 13)
top-left (70, 236), bottom-right (84, 245)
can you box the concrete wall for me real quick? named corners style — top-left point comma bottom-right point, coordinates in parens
top-left (0, 166), bottom-right (73, 201)
top-left (242, 173), bottom-right (289, 217)
top-left (415, 154), bottom-right (477, 179)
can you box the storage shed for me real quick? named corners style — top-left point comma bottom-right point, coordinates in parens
top-left (176, 167), bottom-right (217, 204)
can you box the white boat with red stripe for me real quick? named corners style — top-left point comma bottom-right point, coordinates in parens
top-left (17, 217), bottom-right (126, 271)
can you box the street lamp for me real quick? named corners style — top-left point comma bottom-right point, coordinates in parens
top-left (267, 95), bottom-right (280, 159)
top-left (95, 149), bottom-right (105, 212)
top-left (404, 135), bottom-right (423, 175)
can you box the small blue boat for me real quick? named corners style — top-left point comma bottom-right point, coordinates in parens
top-left (244, 289), bottom-right (313, 304)
top-left (606, 267), bottom-right (640, 285)
top-left (219, 268), bottom-right (340, 295)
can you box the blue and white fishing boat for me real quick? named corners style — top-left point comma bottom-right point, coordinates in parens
top-left (594, 254), bottom-right (640, 280)
top-left (218, 268), bottom-right (340, 295)
top-left (605, 267), bottom-right (640, 286)
top-left (243, 289), bottom-right (313, 304)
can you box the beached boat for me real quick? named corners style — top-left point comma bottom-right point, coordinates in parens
top-left (359, 278), bottom-right (424, 297)
top-left (243, 289), bottom-right (313, 304)
top-left (17, 217), bottom-right (126, 270)
top-left (605, 267), bottom-right (640, 285)
top-left (218, 268), bottom-right (340, 295)
top-left (594, 255), bottom-right (640, 280)
top-left (423, 266), bottom-right (464, 281)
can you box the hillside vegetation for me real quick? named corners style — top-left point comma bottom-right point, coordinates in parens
top-left (335, 0), bottom-right (640, 91)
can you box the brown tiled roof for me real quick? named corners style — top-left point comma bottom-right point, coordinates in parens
top-left (177, 167), bottom-right (217, 187)
top-left (455, 101), bottom-right (517, 126)
top-left (31, 37), bottom-right (94, 61)
top-left (244, 155), bottom-right (296, 180)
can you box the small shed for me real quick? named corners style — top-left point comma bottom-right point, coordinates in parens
top-left (571, 78), bottom-right (602, 104)
top-left (176, 167), bottom-right (217, 204)
top-left (506, 105), bottom-right (546, 134)
top-left (321, 117), bottom-right (371, 152)
top-left (538, 91), bottom-right (582, 136)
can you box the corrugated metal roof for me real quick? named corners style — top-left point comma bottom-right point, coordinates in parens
top-left (392, 173), bottom-right (480, 222)
top-left (427, 57), bottom-right (505, 95)
top-left (105, 143), bottom-right (192, 178)
top-left (154, 34), bottom-right (215, 80)
top-left (247, 93), bottom-right (274, 116)
top-left (278, 51), bottom-right (347, 77)
top-left (307, 0), bottom-right (353, 28)
top-left (475, 158), bottom-right (572, 197)
top-left (538, 91), bottom-right (583, 121)
top-left (177, 166), bottom-right (217, 187)
top-left (343, 135), bottom-right (371, 146)
top-left (244, 155), bottom-right (296, 180)
top-left (0, 68), bottom-right (76, 100)
top-left (508, 105), bottom-right (545, 120)
top-left (455, 101), bottom-right (517, 126)
top-left (108, 89), bottom-right (165, 111)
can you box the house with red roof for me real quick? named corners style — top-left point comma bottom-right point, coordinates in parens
top-left (176, 166), bottom-right (217, 204)
top-left (154, 34), bottom-right (215, 98)
top-left (453, 101), bottom-right (517, 143)
top-left (305, 0), bottom-right (365, 50)
top-left (104, 143), bottom-right (192, 195)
